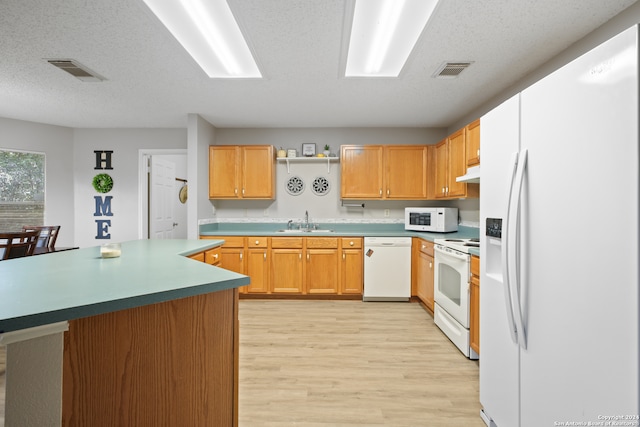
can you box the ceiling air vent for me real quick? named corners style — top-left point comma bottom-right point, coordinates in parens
top-left (46, 59), bottom-right (105, 82)
top-left (432, 61), bottom-right (473, 79)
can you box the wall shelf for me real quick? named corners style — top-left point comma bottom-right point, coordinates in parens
top-left (277, 157), bottom-right (339, 174)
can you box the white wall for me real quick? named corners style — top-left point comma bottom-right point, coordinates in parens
top-left (0, 117), bottom-right (75, 247)
top-left (187, 114), bottom-right (217, 238)
top-left (73, 128), bottom-right (186, 248)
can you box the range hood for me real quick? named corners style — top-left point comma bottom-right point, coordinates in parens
top-left (456, 165), bottom-right (480, 183)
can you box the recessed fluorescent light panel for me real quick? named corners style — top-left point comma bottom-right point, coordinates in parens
top-left (345, 0), bottom-right (439, 77)
top-left (141, 0), bottom-right (261, 78)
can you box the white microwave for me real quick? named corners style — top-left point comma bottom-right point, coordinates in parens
top-left (404, 207), bottom-right (458, 232)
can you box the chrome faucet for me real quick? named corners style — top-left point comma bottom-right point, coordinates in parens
top-left (287, 219), bottom-right (294, 230)
top-left (305, 210), bottom-right (309, 227)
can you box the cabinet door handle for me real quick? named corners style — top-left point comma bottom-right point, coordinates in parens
top-left (255, 240), bottom-right (260, 245)
top-left (349, 241), bottom-right (354, 246)
top-left (307, 252), bottom-right (310, 261)
top-left (234, 188), bottom-right (238, 195)
top-left (343, 252), bottom-right (346, 260)
top-left (214, 254), bottom-right (219, 259)
top-left (242, 188), bottom-right (245, 196)
top-left (299, 253), bottom-right (302, 260)
top-left (379, 189), bottom-right (382, 196)
top-left (386, 189), bottom-right (390, 196)
top-left (240, 253), bottom-right (243, 260)
top-left (429, 261), bottom-right (433, 269)
top-left (263, 252), bottom-right (266, 260)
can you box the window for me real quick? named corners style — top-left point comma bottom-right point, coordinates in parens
top-left (0, 150), bottom-right (45, 231)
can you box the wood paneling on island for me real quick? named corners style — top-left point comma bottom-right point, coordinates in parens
top-left (63, 289), bottom-right (239, 426)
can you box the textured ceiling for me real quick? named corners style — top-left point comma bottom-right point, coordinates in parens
top-left (0, 0), bottom-right (636, 129)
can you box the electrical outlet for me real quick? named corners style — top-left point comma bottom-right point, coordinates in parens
top-left (263, 209), bottom-right (269, 217)
top-left (384, 209), bottom-right (390, 217)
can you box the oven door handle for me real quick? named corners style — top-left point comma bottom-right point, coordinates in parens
top-left (434, 245), bottom-right (469, 262)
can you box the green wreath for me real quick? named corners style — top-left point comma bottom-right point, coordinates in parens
top-left (92, 173), bottom-right (113, 193)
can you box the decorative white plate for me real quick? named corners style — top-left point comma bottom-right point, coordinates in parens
top-left (285, 175), bottom-right (305, 195)
top-left (311, 176), bottom-right (330, 196)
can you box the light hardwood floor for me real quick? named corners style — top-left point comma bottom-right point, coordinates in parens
top-left (0, 300), bottom-right (484, 427)
top-left (239, 300), bottom-right (484, 427)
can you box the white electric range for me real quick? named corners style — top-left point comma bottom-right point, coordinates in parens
top-left (432, 237), bottom-right (480, 359)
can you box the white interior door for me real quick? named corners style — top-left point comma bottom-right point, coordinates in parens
top-left (149, 156), bottom-right (176, 239)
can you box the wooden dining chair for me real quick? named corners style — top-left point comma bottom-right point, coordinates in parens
top-left (0, 230), bottom-right (40, 260)
top-left (22, 225), bottom-right (60, 249)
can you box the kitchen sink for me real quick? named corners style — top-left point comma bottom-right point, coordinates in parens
top-left (276, 229), bottom-right (334, 233)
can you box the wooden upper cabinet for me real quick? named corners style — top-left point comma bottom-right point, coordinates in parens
top-left (385, 145), bottom-right (428, 199)
top-left (434, 128), bottom-right (479, 199)
top-left (209, 146), bottom-right (239, 198)
top-left (341, 145), bottom-right (384, 199)
top-left (447, 128), bottom-right (467, 198)
top-left (209, 145), bottom-right (274, 199)
top-left (341, 145), bottom-right (429, 200)
top-left (434, 139), bottom-right (448, 198)
top-left (426, 145), bottom-right (437, 199)
top-left (242, 145), bottom-right (274, 198)
top-left (466, 119), bottom-right (480, 167)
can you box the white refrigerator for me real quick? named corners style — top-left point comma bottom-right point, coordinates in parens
top-left (480, 25), bottom-right (639, 426)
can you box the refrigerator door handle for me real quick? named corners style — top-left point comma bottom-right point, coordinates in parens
top-left (502, 151), bottom-right (520, 344)
top-left (508, 149), bottom-right (528, 349)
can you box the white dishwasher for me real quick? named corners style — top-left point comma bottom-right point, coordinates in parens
top-left (363, 237), bottom-right (412, 301)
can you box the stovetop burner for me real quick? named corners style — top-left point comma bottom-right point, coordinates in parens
top-left (434, 237), bottom-right (480, 254)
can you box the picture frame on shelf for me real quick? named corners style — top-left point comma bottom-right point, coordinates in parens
top-left (302, 143), bottom-right (316, 157)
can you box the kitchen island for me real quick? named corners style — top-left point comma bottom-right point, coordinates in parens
top-left (0, 239), bottom-right (249, 426)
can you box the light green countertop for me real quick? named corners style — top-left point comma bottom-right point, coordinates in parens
top-left (0, 239), bottom-right (249, 333)
top-left (200, 222), bottom-right (481, 256)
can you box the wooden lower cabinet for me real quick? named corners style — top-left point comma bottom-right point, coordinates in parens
top-left (470, 255), bottom-right (480, 355)
top-left (202, 235), bottom-right (363, 297)
top-left (413, 238), bottom-right (435, 312)
top-left (271, 237), bottom-right (304, 293)
top-left (341, 238), bottom-right (363, 294)
top-left (188, 246), bottom-right (222, 266)
top-left (63, 249), bottom-right (239, 426)
top-left (306, 238), bottom-right (339, 294)
top-left (246, 246), bottom-right (270, 293)
top-left (205, 246), bottom-right (222, 266)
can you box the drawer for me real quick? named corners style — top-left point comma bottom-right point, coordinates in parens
top-left (341, 237), bottom-right (362, 249)
top-left (306, 237), bottom-right (338, 249)
top-left (271, 237), bottom-right (303, 249)
top-left (471, 255), bottom-right (480, 277)
top-left (188, 251), bottom-right (205, 262)
top-left (200, 235), bottom-right (245, 248)
top-left (205, 246), bottom-right (222, 265)
top-left (247, 237), bottom-right (268, 248)
top-left (418, 239), bottom-right (434, 257)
